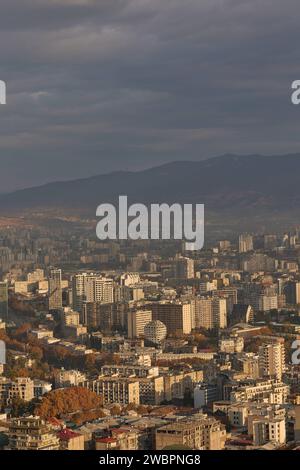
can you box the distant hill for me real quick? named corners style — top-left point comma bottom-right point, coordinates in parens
top-left (1, 154), bottom-right (300, 228)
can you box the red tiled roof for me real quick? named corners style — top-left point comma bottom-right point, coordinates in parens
top-left (48, 417), bottom-right (63, 426)
top-left (57, 428), bottom-right (81, 441)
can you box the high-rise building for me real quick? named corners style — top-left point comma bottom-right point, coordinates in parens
top-left (174, 257), bottom-right (194, 279)
top-left (244, 283), bottom-right (278, 312)
top-left (151, 301), bottom-right (192, 335)
top-left (71, 273), bottom-right (86, 313)
top-left (258, 338), bottom-right (285, 381)
top-left (212, 287), bottom-right (237, 315)
top-left (83, 301), bottom-right (127, 332)
top-left (239, 234), bottom-right (253, 253)
top-left (264, 234), bottom-right (277, 250)
top-left (86, 276), bottom-right (114, 304)
top-left (127, 309), bottom-right (152, 338)
top-left (284, 281), bottom-right (300, 306)
top-left (0, 282), bottom-right (8, 320)
top-left (212, 298), bottom-right (227, 328)
top-left (72, 273), bottom-right (114, 314)
top-left (48, 268), bottom-right (62, 311)
top-left (194, 297), bottom-right (227, 329)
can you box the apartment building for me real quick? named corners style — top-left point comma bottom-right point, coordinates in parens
top-left (151, 301), bottom-right (192, 335)
top-left (127, 309), bottom-right (152, 339)
top-left (258, 338), bottom-right (285, 381)
top-left (252, 416), bottom-right (286, 446)
top-left (164, 370), bottom-right (204, 402)
top-left (194, 297), bottom-right (227, 329)
top-left (239, 234), bottom-right (253, 253)
top-left (138, 376), bottom-right (165, 405)
top-left (238, 354), bottom-right (260, 379)
top-left (96, 428), bottom-right (139, 451)
top-left (7, 417), bottom-right (60, 450)
top-left (57, 428), bottom-right (85, 450)
top-left (0, 377), bottom-right (34, 404)
top-left (88, 377), bottom-right (140, 405)
top-left (54, 369), bottom-right (86, 388)
top-left (219, 336), bottom-right (244, 353)
top-left (194, 383), bottom-right (218, 408)
top-left (0, 282), bottom-right (8, 320)
top-left (155, 414), bottom-right (226, 450)
top-left (174, 257), bottom-right (195, 279)
top-left (48, 268), bottom-right (62, 311)
top-left (72, 273), bottom-right (114, 314)
top-left (100, 364), bottom-right (159, 378)
top-left (230, 379), bottom-right (289, 404)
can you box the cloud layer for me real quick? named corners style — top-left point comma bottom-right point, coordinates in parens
top-left (0, 0), bottom-right (300, 191)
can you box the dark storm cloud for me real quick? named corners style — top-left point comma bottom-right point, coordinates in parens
top-left (0, 0), bottom-right (299, 191)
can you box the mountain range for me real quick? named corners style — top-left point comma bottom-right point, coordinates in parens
top-left (1, 154), bottom-right (300, 228)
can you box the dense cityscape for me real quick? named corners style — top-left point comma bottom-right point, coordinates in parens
top-left (0, 221), bottom-right (300, 451)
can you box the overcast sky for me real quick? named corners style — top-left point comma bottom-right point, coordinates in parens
top-left (0, 0), bottom-right (300, 192)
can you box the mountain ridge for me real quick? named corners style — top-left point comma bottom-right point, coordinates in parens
top-left (1, 154), bottom-right (300, 222)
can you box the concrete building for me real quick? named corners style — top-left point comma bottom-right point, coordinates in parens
top-left (83, 301), bottom-right (127, 332)
top-left (88, 377), bottom-right (140, 405)
top-left (151, 301), bottom-right (192, 335)
top-left (194, 383), bottom-right (218, 408)
top-left (96, 428), bottom-right (139, 451)
top-left (230, 379), bottom-right (289, 404)
top-left (252, 417), bottom-right (286, 446)
top-left (33, 380), bottom-right (52, 398)
top-left (57, 428), bottom-right (85, 450)
top-left (219, 336), bottom-right (244, 353)
top-left (164, 370), bottom-right (203, 402)
top-left (294, 405), bottom-right (300, 441)
top-left (0, 282), bottom-right (8, 321)
top-left (127, 309), bottom-right (152, 339)
top-left (195, 297), bottom-right (227, 329)
top-left (48, 268), bottom-right (62, 311)
top-left (258, 338), bottom-right (285, 381)
top-left (72, 273), bottom-right (114, 315)
top-left (174, 257), bottom-right (195, 279)
top-left (144, 320), bottom-right (167, 345)
top-left (0, 377), bottom-right (34, 404)
top-left (7, 417), bottom-right (60, 450)
top-left (284, 281), bottom-right (300, 305)
top-left (238, 354), bottom-right (260, 379)
top-left (239, 234), bottom-right (253, 253)
top-left (155, 414), bottom-right (226, 450)
top-left (212, 287), bottom-right (238, 315)
top-left (54, 369), bottom-right (86, 388)
top-left (100, 364), bottom-right (158, 378)
top-left (137, 376), bottom-right (165, 405)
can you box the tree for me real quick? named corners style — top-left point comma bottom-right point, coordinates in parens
top-left (35, 387), bottom-right (103, 420)
top-left (110, 404), bottom-right (121, 416)
top-left (10, 397), bottom-right (29, 417)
